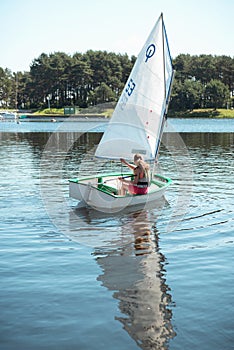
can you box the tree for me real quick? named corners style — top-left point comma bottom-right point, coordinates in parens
top-left (173, 54), bottom-right (193, 82)
top-left (214, 56), bottom-right (234, 95)
top-left (170, 78), bottom-right (203, 111)
top-left (0, 68), bottom-right (13, 108)
top-left (29, 52), bottom-right (73, 108)
top-left (204, 79), bottom-right (230, 109)
top-left (189, 55), bottom-right (215, 85)
top-left (1, 52), bottom-right (233, 111)
top-left (91, 82), bottom-right (116, 105)
top-left (67, 54), bottom-right (93, 107)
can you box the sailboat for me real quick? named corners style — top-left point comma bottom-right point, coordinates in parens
top-left (69, 13), bottom-right (175, 212)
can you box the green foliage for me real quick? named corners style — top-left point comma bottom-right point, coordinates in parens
top-left (34, 108), bottom-right (64, 115)
top-left (171, 54), bottom-right (233, 111)
top-left (170, 79), bottom-right (203, 111)
top-left (0, 51), bottom-right (233, 113)
top-left (91, 82), bottom-right (116, 105)
top-left (168, 108), bottom-right (234, 118)
top-left (0, 67), bottom-right (14, 108)
top-left (204, 79), bottom-right (230, 109)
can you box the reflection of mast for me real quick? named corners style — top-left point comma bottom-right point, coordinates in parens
top-left (94, 209), bottom-right (176, 349)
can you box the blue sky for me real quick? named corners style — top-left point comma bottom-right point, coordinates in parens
top-left (1, 0), bottom-right (233, 72)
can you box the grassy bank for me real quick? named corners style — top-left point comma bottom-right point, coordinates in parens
top-left (168, 108), bottom-right (234, 118)
top-left (33, 108), bottom-right (64, 115)
top-left (32, 107), bottom-right (113, 117)
top-left (3, 107), bottom-right (234, 118)
top-left (34, 107), bottom-right (234, 118)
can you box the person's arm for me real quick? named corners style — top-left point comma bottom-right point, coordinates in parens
top-left (120, 158), bottom-right (135, 170)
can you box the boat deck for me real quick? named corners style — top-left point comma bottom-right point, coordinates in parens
top-left (72, 174), bottom-right (166, 197)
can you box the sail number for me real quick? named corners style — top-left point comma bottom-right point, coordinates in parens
top-left (119, 78), bottom-right (136, 110)
top-left (125, 78), bottom-right (136, 96)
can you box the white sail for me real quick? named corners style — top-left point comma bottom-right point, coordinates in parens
top-left (95, 13), bottom-right (174, 161)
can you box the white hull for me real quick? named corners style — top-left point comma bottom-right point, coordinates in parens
top-left (69, 173), bottom-right (171, 213)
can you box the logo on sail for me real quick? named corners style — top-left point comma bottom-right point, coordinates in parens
top-left (145, 44), bottom-right (156, 62)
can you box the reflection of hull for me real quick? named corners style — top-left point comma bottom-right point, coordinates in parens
top-left (67, 203), bottom-right (176, 347)
top-left (69, 172), bottom-right (171, 213)
top-left (93, 209), bottom-right (176, 349)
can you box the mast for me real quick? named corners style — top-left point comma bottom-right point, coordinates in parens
top-left (162, 13), bottom-right (166, 102)
top-left (153, 14), bottom-right (166, 165)
top-left (154, 14), bottom-right (174, 163)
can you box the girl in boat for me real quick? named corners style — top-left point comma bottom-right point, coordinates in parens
top-left (119, 154), bottom-right (150, 195)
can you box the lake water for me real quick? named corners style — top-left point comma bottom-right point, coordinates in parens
top-left (0, 119), bottom-right (233, 350)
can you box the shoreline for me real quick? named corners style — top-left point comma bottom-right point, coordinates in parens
top-left (19, 114), bottom-right (109, 122)
top-left (19, 114), bottom-right (234, 122)
top-left (2, 108), bottom-right (234, 121)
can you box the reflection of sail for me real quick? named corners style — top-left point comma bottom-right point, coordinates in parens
top-left (93, 208), bottom-right (176, 349)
